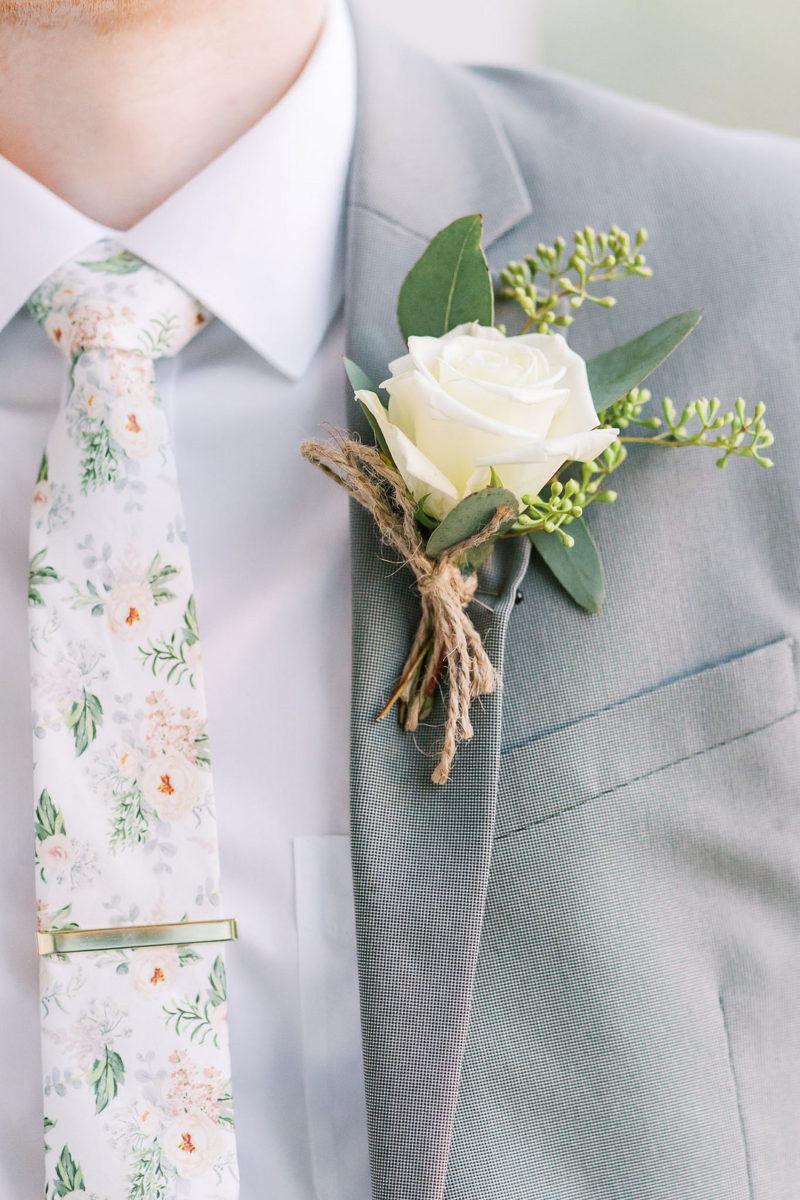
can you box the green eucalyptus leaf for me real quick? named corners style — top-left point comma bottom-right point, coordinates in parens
top-left (588, 308), bottom-right (703, 415)
top-left (344, 358), bottom-right (395, 463)
top-left (344, 358), bottom-right (379, 397)
top-left (397, 214), bottom-right (494, 342)
top-left (529, 517), bottom-right (605, 614)
top-left (461, 540), bottom-right (496, 572)
top-left (426, 487), bottom-right (518, 559)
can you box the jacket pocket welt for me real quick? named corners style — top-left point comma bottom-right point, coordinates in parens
top-left (497, 636), bottom-right (798, 837)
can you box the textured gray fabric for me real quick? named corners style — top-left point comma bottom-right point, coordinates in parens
top-left (344, 9), bottom-right (800, 1198)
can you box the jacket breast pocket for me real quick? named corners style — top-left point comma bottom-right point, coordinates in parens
top-left (454, 637), bottom-right (800, 1199)
top-left (497, 635), bottom-right (798, 836)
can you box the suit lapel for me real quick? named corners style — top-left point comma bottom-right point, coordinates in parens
top-left (344, 13), bottom-right (532, 1198)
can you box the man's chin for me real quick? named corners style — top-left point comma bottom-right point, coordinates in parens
top-left (0, 0), bottom-right (155, 29)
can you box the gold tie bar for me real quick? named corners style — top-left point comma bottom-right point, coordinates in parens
top-left (36, 917), bottom-right (238, 956)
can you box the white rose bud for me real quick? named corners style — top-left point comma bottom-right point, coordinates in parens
top-left (357, 321), bottom-right (618, 519)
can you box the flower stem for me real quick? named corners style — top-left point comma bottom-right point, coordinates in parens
top-left (376, 636), bottom-right (434, 722)
top-left (424, 649), bottom-right (448, 701)
top-left (617, 436), bottom-right (683, 445)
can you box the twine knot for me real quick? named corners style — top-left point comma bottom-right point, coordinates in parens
top-left (301, 435), bottom-right (511, 784)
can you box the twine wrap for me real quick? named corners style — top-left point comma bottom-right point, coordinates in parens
top-left (301, 436), bottom-right (513, 784)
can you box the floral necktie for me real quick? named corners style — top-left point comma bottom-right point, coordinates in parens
top-left (28, 240), bottom-right (239, 1200)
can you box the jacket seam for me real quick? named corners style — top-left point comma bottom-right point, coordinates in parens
top-left (348, 200), bottom-right (431, 244)
top-left (718, 992), bottom-right (755, 1200)
top-left (496, 704), bottom-right (799, 840)
top-left (348, 197), bottom-right (532, 252)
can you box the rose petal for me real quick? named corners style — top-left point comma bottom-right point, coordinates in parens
top-left (384, 326), bottom-right (575, 448)
top-left (385, 368), bottom-right (558, 441)
top-left (520, 333), bottom-right (597, 439)
top-left (475, 426), bottom-right (619, 467)
top-left (356, 390), bottom-right (459, 519)
top-left (463, 465), bottom-right (493, 496)
top-left (477, 427), bottom-right (619, 505)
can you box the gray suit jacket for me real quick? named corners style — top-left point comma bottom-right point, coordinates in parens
top-left (342, 10), bottom-right (800, 1198)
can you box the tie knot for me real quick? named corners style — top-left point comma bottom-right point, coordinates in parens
top-left (27, 239), bottom-right (211, 360)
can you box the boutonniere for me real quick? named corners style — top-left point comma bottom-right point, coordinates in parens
top-left (302, 216), bottom-right (774, 784)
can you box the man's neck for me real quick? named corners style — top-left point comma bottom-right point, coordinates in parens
top-left (0, 0), bottom-right (326, 229)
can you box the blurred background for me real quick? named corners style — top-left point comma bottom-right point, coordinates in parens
top-left (358, 0), bottom-right (799, 137)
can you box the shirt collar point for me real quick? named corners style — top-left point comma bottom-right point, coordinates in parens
top-left (238, 310), bottom-right (339, 381)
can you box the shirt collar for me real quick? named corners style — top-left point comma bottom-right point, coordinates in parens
top-left (0, 0), bottom-right (356, 380)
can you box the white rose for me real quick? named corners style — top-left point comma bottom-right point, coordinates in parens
top-left (108, 396), bottom-right (167, 459)
top-left (39, 834), bottom-right (73, 879)
top-left (357, 321), bottom-right (618, 520)
top-left (162, 1113), bottom-right (224, 1179)
top-left (142, 753), bottom-right (201, 821)
top-left (106, 582), bottom-right (154, 641)
top-left (131, 945), bottom-right (180, 995)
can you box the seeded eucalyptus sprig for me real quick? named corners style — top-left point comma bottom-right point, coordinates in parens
top-left (596, 385), bottom-right (662, 430)
top-left (499, 226), bottom-right (652, 334)
top-left (516, 390), bottom-right (775, 552)
top-left (509, 441), bottom-right (626, 547)
top-left (651, 395), bottom-right (774, 467)
top-left (598, 387), bottom-right (775, 468)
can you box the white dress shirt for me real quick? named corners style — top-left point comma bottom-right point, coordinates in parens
top-left (0, 1), bottom-right (372, 1196)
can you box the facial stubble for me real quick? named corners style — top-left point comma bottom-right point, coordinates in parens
top-left (0, 0), bottom-right (156, 28)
